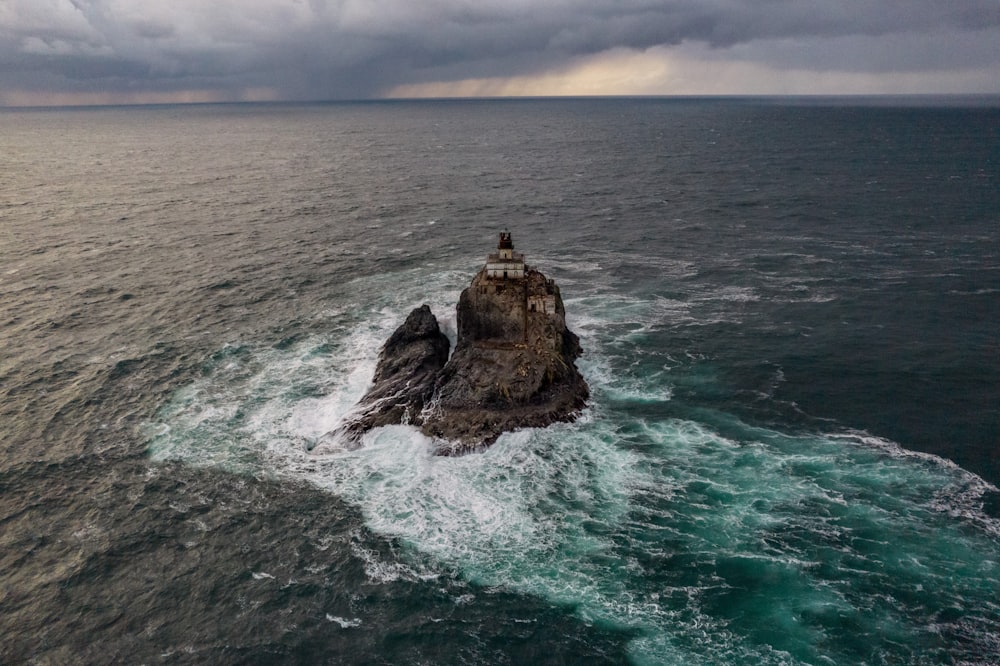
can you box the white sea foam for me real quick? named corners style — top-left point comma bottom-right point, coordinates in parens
top-left (325, 615), bottom-right (362, 628)
top-left (694, 285), bottom-right (759, 303)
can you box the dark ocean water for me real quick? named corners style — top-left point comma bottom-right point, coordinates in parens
top-left (2, 98), bottom-right (999, 664)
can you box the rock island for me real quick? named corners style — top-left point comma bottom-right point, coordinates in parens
top-left (338, 232), bottom-right (589, 453)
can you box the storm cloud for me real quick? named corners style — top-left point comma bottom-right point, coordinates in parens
top-left (2, 0), bottom-right (999, 104)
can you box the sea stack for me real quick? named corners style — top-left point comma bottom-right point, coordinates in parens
top-left (338, 231), bottom-right (589, 453)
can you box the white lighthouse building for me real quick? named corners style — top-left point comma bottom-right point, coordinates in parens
top-left (485, 231), bottom-right (525, 280)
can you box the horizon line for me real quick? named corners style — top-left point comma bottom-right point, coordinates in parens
top-left (3, 92), bottom-right (1000, 111)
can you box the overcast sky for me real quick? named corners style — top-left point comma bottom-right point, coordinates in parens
top-left (2, 0), bottom-right (999, 105)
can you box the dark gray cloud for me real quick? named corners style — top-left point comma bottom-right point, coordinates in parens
top-left (1, 0), bottom-right (998, 103)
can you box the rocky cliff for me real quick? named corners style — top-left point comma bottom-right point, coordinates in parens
top-left (336, 234), bottom-right (588, 453)
top-left (335, 304), bottom-right (450, 442)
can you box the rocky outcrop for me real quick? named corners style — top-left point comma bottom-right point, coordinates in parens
top-left (335, 234), bottom-right (588, 453)
top-left (335, 304), bottom-right (450, 441)
top-left (420, 267), bottom-right (588, 452)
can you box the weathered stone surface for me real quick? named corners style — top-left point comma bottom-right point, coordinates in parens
top-left (336, 234), bottom-right (588, 453)
top-left (421, 267), bottom-right (588, 452)
top-left (335, 304), bottom-right (450, 442)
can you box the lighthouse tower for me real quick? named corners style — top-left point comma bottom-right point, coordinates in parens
top-left (485, 231), bottom-right (525, 279)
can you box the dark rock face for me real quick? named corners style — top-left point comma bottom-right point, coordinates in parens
top-left (336, 304), bottom-right (450, 441)
top-left (337, 237), bottom-right (588, 453)
top-left (421, 268), bottom-right (588, 452)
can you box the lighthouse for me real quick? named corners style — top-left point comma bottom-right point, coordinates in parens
top-left (485, 231), bottom-right (526, 280)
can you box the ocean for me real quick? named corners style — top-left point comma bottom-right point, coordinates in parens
top-left (1, 98), bottom-right (998, 664)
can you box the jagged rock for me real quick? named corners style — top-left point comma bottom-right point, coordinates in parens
top-left (422, 267), bottom-right (588, 452)
top-left (335, 232), bottom-right (588, 453)
top-left (335, 304), bottom-right (450, 442)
